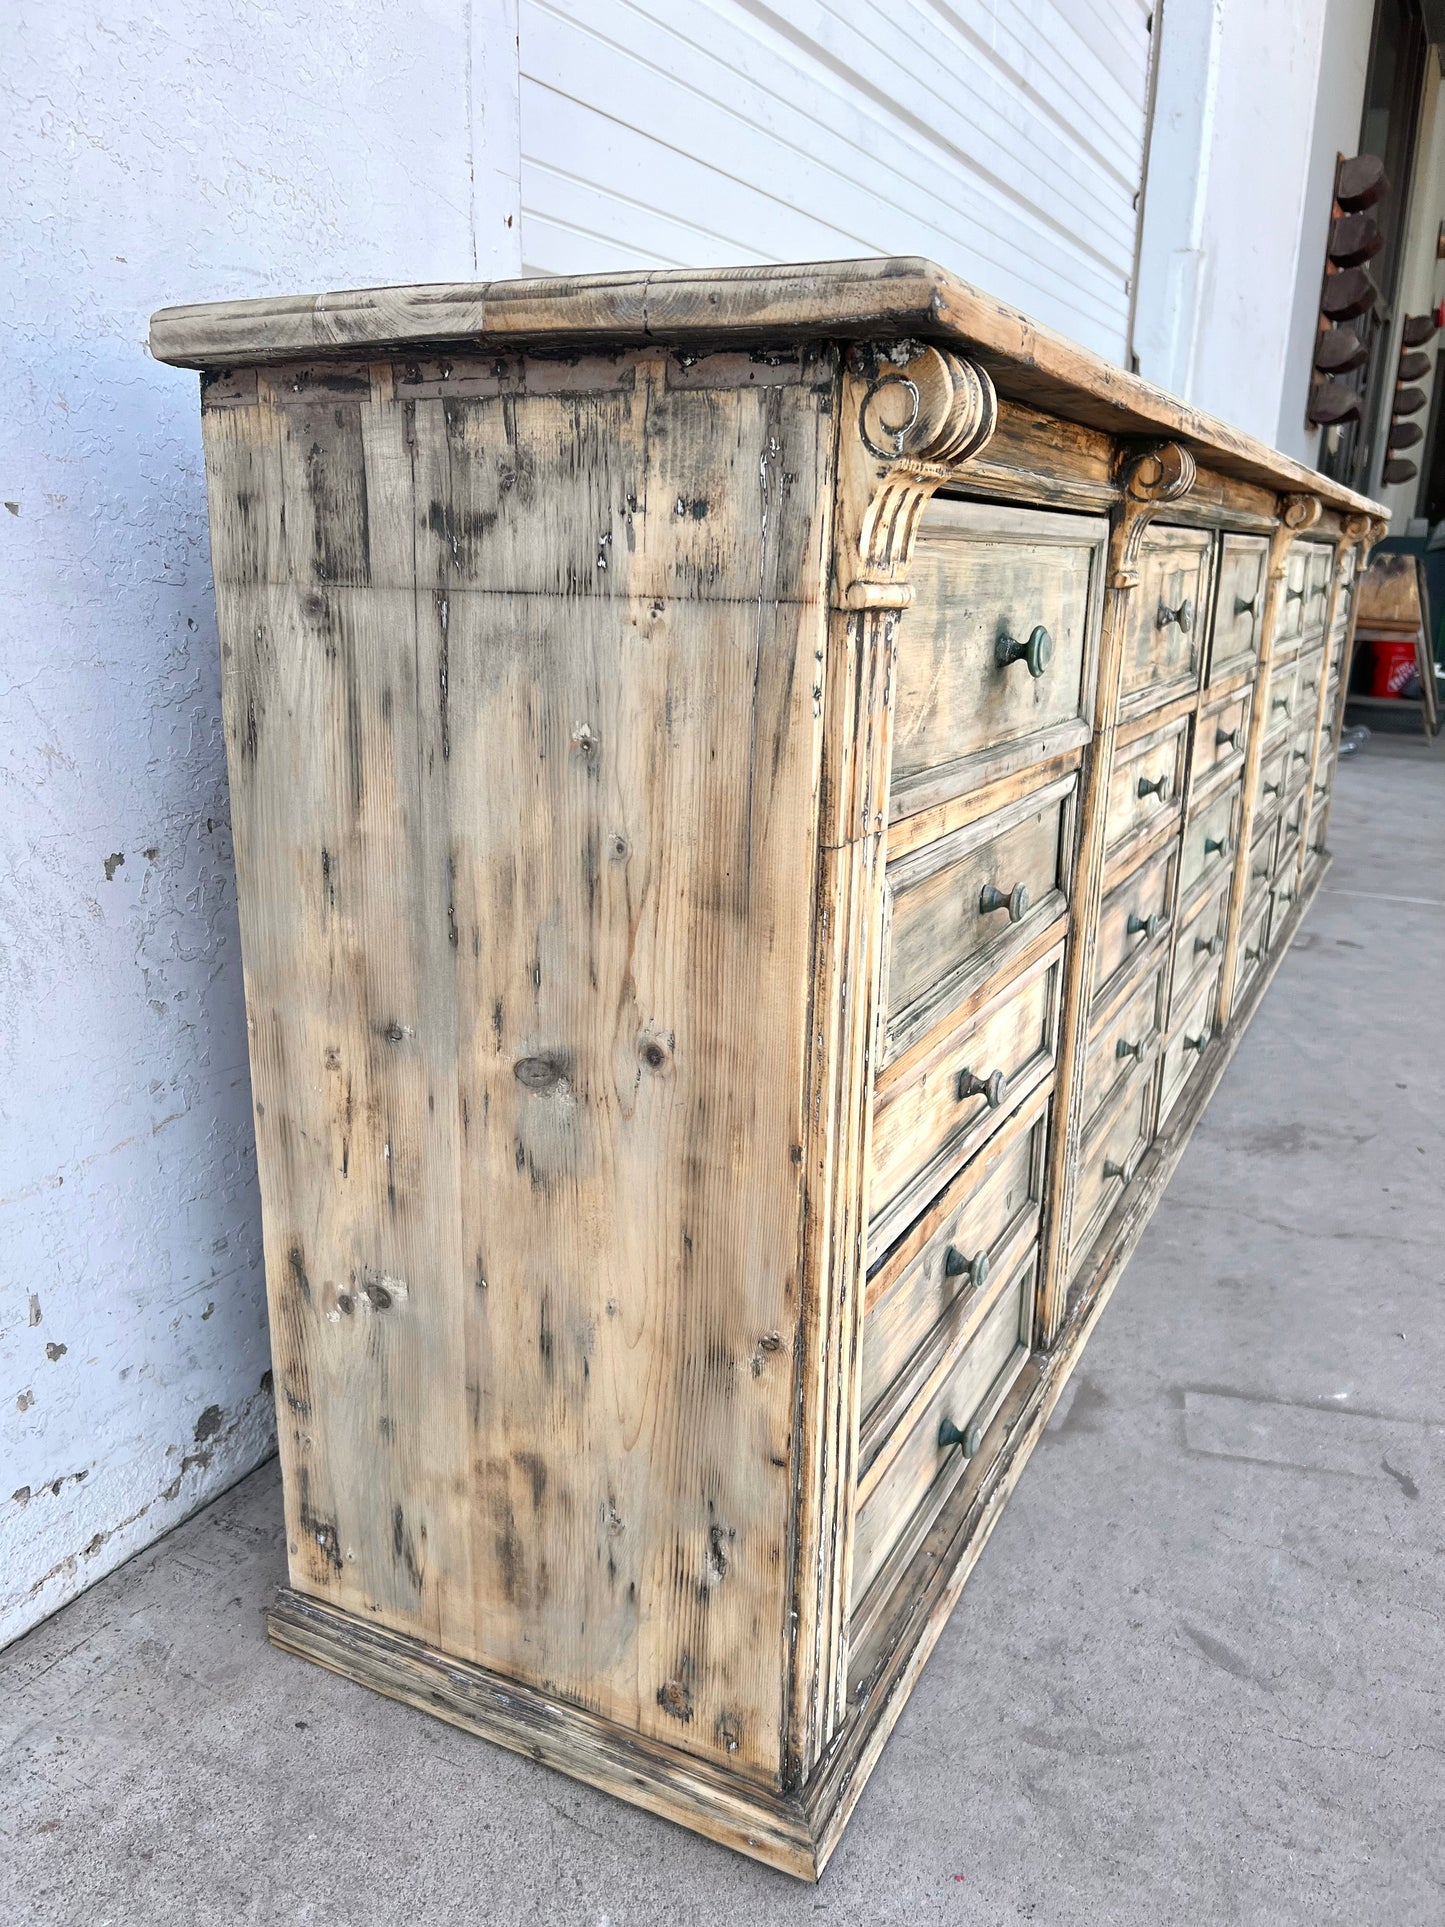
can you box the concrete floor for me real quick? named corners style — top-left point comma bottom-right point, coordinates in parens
top-left (4, 736), bottom-right (1442, 1927)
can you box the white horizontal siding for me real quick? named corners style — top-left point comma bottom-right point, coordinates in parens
top-left (519, 0), bottom-right (1154, 360)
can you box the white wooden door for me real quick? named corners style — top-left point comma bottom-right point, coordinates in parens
top-left (518, 0), bottom-right (1155, 360)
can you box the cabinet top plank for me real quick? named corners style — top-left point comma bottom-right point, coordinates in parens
top-left (152, 255), bottom-right (1381, 515)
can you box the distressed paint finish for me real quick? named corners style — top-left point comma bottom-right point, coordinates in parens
top-left (155, 261), bottom-right (1386, 1877)
top-left (203, 349), bottom-right (837, 1776)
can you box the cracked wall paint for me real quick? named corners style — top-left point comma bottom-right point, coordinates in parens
top-left (0, 1), bottom-right (522, 1649)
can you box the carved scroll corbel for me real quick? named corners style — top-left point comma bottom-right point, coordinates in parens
top-left (1109, 440), bottom-right (1197, 589)
top-left (842, 342), bottom-right (998, 610)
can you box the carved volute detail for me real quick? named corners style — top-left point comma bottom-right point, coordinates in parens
top-left (1109, 439), bottom-right (1198, 589)
top-left (842, 342), bottom-right (999, 608)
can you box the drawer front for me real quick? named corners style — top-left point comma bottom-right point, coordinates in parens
top-left (1311, 750), bottom-right (1337, 821)
top-left (1257, 738), bottom-right (1289, 819)
top-left (1264, 650), bottom-right (1300, 738)
top-left (1278, 548), bottom-right (1308, 642)
top-left (880, 781), bottom-right (1071, 1066)
top-left (1121, 527), bottom-right (1211, 712)
top-left (1210, 534), bottom-right (1269, 681)
top-left (853, 1251), bottom-right (1036, 1611)
top-left (893, 503), bottom-right (1106, 808)
top-left (1103, 715), bottom-right (1188, 865)
top-left (1092, 840), bottom-right (1177, 1011)
top-left (1246, 809), bottom-right (1277, 900)
top-left (1069, 1074), bottom-right (1153, 1277)
top-left (1295, 642), bottom-right (1325, 721)
top-left (1170, 880), bottom-right (1229, 1025)
top-left (1180, 783), bottom-right (1238, 903)
top-left (1328, 619), bottom-right (1349, 682)
top-left (1193, 687), bottom-right (1251, 791)
top-left (1160, 968), bottom-right (1220, 1126)
top-left (869, 950), bottom-right (1063, 1259)
top-left (1303, 544), bottom-right (1334, 637)
top-left (1267, 878), bottom-right (1298, 949)
top-left (862, 1110), bottom-right (1045, 1428)
top-left (1083, 957), bottom-right (1165, 1131)
top-left (1284, 723), bottom-right (1315, 798)
top-left (1235, 892), bottom-right (1271, 1004)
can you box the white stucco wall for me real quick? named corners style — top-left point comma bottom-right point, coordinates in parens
top-left (0, 0), bottom-right (521, 1649)
top-left (1133, 0), bottom-right (1375, 454)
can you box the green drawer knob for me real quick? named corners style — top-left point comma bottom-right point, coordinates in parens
top-left (1184, 1029), bottom-right (1210, 1053)
top-left (1195, 932), bottom-right (1222, 957)
top-left (939, 1416), bottom-right (985, 1456)
top-left (1157, 596), bottom-right (1194, 632)
top-left (957, 1066), bottom-right (1007, 1109)
top-left (1103, 1155), bottom-right (1133, 1183)
top-left (1293, 747), bottom-right (1309, 761)
top-left (1234, 592), bottom-right (1261, 619)
top-left (1115, 1036), bottom-right (1145, 1061)
top-left (1216, 726), bottom-right (1243, 751)
top-left (1263, 778), bottom-right (1282, 797)
top-left (979, 880), bottom-right (1031, 923)
top-left (1277, 887), bottom-right (1294, 905)
top-left (1245, 944), bottom-right (1263, 964)
top-left (944, 1245), bottom-right (990, 1288)
top-left (1286, 583), bottom-right (1305, 601)
top-left (1273, 694), bottom-right (1292, 712)
top-left (1204, 834), bottom-right (1229, 858)
top-left (1127, 909), bottom-right (1161, 942)
top-left (995, 624), bottom-right (1054, 679)
top-left (1136, 772), bottom-right (1170, 801)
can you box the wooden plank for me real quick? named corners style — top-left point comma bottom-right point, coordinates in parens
top-left (152, 259), bottom-right (1382, 516)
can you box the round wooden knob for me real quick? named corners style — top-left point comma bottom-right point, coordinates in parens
top-left (938, 1416), bottom-right (985, 1457)
top-left (944, 1246), bottom-right (990, 1288)
top-left (1137, 772), bottom-right (1169, 801)
top-left (1216, 726), bottom-right (1243, 751)
top-left (957, 1067), bottom-right (1006, 1109)
top-left (1184, 1030), bottom-right (1210, 1054)
top-left (1127, 910), bottom-right (1161, 942)
top-left (1115, 1036), bottom-right (1145, 1061)
top-left (995, 624), bottom-right (1054, 679)
top-left (1157, 596), bottom-right (1194, 632)
top-left (979, 881), bottom-right (1030, 923)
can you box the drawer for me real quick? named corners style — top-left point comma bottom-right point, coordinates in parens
top-left (869, 948), bottom-right (1063, 1260)
top-left (1210, 533), bottom-right (1269, 681)
top-left (1092, 840), bottom-right (1177, 1012)
top-left (893, 501), bottom-right (1107, 810)
top-left (1311, 750), bottom-right (1336, 815)
top-left (1246, 810), bottom-right (1278, 899)
top-left (1264, 651), bottom-right (1300, 737)
top-left (1267, 877), bottom-right (1298, 949)
top-left (1284, 724), bottom-right (1314, 798)
top-left (861, 1105), bottom-right (1046, 1430)
top-left (1303, 544), bottom-right (1334, 636)
top-left (1160, 968), bottom-right (1220, 1126)
top-left (1192, 687), bottom-right (1252, 792)
top-left (1180, 782), bottom-right (1239, 903)
top-left (1082, 957), bottom-right (1165, 1131)
top-left (1295, 642), bottom-right (1325, 719)
top-left (852, 1249), bottom-right (1036, 1611)
top-left (1170, 881), bottom-right (1229, 1025)
top-left (1273, 791), bottom-right (1305, 884)
top-left (1278, 547), bottom-right (1308, 642)
top-left (1257, 738), bottom-right (1289, 819)
top-left (1328, 620), bottom-right (1349, 682)
top-left (1120, 526), bottom-right (1212, 713)
top-left (1103, 714), bottom-right (1188, 866)
top-left (1069, 1073), bottom-right (1154, 1278)
top-left (880, 778), bottom-right (1072, 1066)
top-left (1235, 892), bottom-right (1271, 1005)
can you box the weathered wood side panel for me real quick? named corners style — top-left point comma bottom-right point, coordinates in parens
top-left (202, 347), bottom-right (837, 1782)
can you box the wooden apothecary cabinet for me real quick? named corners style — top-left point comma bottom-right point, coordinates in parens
top-left (151, 260), bottom-right (1384, 1879)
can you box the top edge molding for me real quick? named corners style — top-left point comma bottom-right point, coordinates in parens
top-left (149, 256), bottom-right (1383, 517)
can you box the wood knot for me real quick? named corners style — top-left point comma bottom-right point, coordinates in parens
top-left (514, 1051), bottom-right (573, 1094)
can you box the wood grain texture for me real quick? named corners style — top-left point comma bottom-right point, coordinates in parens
top-left (205, 348), bottom-right (838, 1783)
top-left (179, 279), bottom-right (1385, 1878)
top-left (153, 257), bottom-right (1381, 515)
